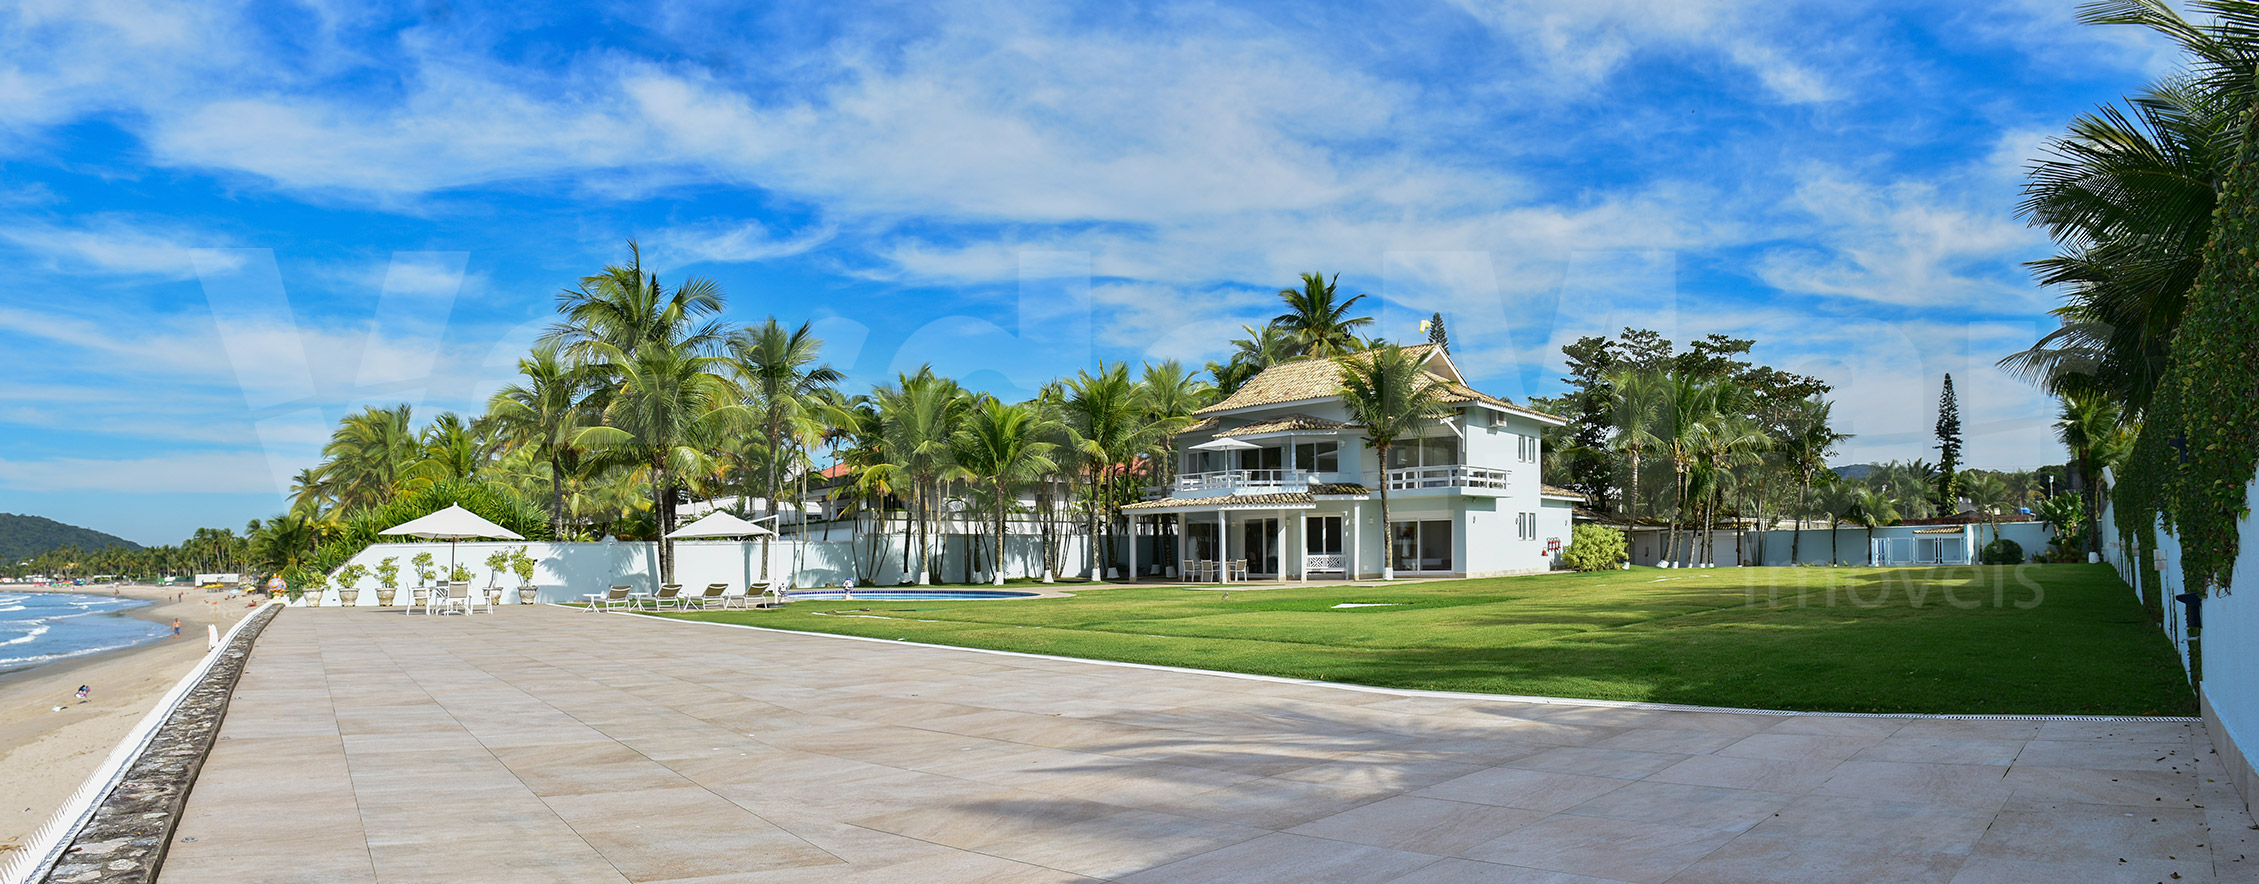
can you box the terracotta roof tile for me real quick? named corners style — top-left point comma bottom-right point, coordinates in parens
top-left (1123, 492), bottom-right (1317, 512)
top-left (1216, 414), bottom-right (1353, 437)
top-left (1312, 483), bottom-right (1369, 496)
top-left (1196, 344), bottom-right (1563, 424)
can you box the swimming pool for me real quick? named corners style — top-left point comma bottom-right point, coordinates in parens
top-left (785, 589), bottom-right (1039, 601)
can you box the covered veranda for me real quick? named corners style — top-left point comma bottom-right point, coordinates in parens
top-left (1122, 492), bottom-right (1366, 584)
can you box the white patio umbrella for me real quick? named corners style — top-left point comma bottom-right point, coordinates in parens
top-left (666, 511), bottom-right (773, 595)
top-left (1189, 437), bottom-right (1260, 451)
top-left (378, 504), bottom-right (525, 576)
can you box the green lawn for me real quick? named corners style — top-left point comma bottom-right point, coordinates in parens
top-left (661, 564), bottom-right (2195, 716)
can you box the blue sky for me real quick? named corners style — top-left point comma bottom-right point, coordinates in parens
top-left (0, 0), bottom-right (2179, 545)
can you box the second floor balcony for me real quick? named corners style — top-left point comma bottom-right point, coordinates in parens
top-left (1382, 465), bottom-right (1510, 491)
top-left (1175, 469), bottom-right (1316, 493)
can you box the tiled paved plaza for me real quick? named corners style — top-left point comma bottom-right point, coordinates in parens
top-left (163, 605), bottom-right (2259, 883)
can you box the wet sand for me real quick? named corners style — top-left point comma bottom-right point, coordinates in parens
top-left (0, 583), bottom-right (251, 860)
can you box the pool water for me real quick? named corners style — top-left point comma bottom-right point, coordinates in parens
top-left (785, 589), bottom-right (1038, 601)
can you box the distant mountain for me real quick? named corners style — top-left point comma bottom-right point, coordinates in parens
top-left (0, 513), bottom-right (142, 560)
top-left (1830, 463), bottom-right (1881, 480)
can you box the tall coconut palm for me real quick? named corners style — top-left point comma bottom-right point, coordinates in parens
top-left (571, 339), bottom-right (746, 582)
top-left (2056, 391), bottom-right (2131, 554)
top-left (1777, 395), bottom-right (1852, 564)
top-left (1274, 273), bottom-right (1375, 358)
top-left (871, 368), bottom-right (969, 583)
top-left (731, 318), bottom-right (843, 521)
top-left (408, 412), bottom-right (490, 488)
top-left (548, 239), bottom-right (730, 370)
top-left (1657, 373), bottom-right (1724, 566)
top-left (1137, 359), bottom-right (1214, 487)
top-left (953, 398), bottom-right (1059, 585)
top-left (1335, 344), bottom-right (1452, 576)
top-left (1062, 363), bottom-right (1154, 579)
top-left (1697, 409), bottom-right (1768, 566)
top-left (1208, 322), bottom-right (1300, 396)
top-left (319, 404), bottom-right (420, 511)
top-left (487, 341), bottom-right (589, 537)
top-left (1604, 368), bottom-right (1666, 528)
top-left (2003, 0), bottom-right (2259, 413)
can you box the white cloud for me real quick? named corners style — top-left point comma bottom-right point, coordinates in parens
top-left (1752, 168), bottom-right (2045, 310)
top-left (0, 450), bottom-right (280, 494)
top-left (648, 219), bottom-right (836, 265)
top-left (0, 215), bottom-right (238, 278)
top-left (1445, 0), bottom-right (1838, 103)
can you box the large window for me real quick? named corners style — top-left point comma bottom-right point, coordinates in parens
top-left (1516, 433), bottom-right (1538, 463)
top-left (1294, 441), bottom-right (1339, 472)
top-left (1390, 520), bottom-right (1454, 571)
top-left (1386, 437), bottom-right (1461, 470)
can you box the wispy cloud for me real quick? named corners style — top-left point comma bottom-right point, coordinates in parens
top-left (0, 214), bottom-right (237, 278)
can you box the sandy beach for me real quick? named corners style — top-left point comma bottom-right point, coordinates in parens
top-left (0, 583), bottom-right (252, 861)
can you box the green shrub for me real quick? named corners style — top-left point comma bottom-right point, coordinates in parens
top-left (1979, 538), bottom-right (2024, 566)
top-left (1561, 525), bottom-right (1627, 572)
top-left (280, 479), bottom-right (550, 590)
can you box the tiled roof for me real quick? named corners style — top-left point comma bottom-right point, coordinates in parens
top-left (1216, 414), bottom-right (1352, 437)
top-left (1312, 483), bottom-right (1369, 496)
top-left (1123, 492), bottom-right (1317, 512)
top-left (1196, 344), bottom-right (1563, 424)
top-left (1541, 484), bottom-right (1587, 500)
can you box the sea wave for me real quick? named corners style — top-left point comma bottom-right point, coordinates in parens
top-left (0, 623), bottom-right (51, 647)
top-left (0, 637), bottom-right (157, 670)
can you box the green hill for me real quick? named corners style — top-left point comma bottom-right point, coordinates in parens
top-left (0, 513), bottom-right (142, 560)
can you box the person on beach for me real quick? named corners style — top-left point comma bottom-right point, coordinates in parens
top-left (75, 685), bottom-right (89, 703)
top-left (172, 618), bottom-right (182, 637)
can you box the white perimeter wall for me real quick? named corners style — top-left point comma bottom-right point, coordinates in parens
top-left (307, 531), bottom-right (1097, 605)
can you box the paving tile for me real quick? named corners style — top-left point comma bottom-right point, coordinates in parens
top-left (1557, 780), bottom-right (1794, 832)
top-left (1412, 768), bottom-right (1631, 812)
top-left (1459, 814), bottom-right (1735, 884)
top-left (152, 607), bottom-right (2258, 884)
top-left (1666, 833), bottom-right (1967, 883)
top-left (1116, 831), bottom-right (1443, 884)
top-left (1286, 795), bottom-right (1549, 854)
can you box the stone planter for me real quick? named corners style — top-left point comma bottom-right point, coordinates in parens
top-left (486, 588), bottom-right (505, 606)
top-left (377, 588), bottom-right (397, 606)
top-left (517, 586), bottom-right (539, 605)
top-left (338, 589), bottom-right (359, 607)
top-left (299, 593), bottom-right (320, 607)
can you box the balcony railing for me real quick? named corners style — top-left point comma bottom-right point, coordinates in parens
top-left (1382, 465), bottom-right (1510, 491)
top-left (1175, 469), bottom-right (1314, 493)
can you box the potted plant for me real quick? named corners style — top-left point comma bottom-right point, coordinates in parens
top-left (412, 552), bottom-right (437, 590)
top-left (375, 557), bottom-right (400, 606)
top-left (448, 563), bottom-right (474, 585)
top-left (335, 564), bottom-right (368, 607)
top-left (484, 549), bottom-right (511, 605)
top-left (299, 570), bottom-right (328, 606)
top-left (510, 546), bottom-right (540, 605)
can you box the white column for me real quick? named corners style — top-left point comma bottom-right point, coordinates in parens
top-left (1220, 508), bottom-right (1231, 584)
top-left (1351, 502), bottom-right (1363, 580)
top-left (1275, 511), bottom-right (1287, 583)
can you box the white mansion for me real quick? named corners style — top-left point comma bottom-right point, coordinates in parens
top-left (1124, 344), bottom-right (1581, 580)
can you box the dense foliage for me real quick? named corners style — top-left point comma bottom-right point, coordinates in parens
top-left (1979, 538), bottom-right (2026, 566)
top-left (1561, 525), bottom-right (1627, 572)
top-left (0, 513), bottom-right (139, 560)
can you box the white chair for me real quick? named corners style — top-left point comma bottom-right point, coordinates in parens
top-left (649, 584), bottom-right (684, 611)
top-left (687, 584), bottom-right (728, 610)
top-left (436, 581), bottom-right (474, 615)
top-left (590, 586), bottom-right (632, 612)
top-left (461, 582), bottom-right (494, 615)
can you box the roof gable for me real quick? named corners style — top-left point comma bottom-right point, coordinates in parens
top-left (1195, 343), bottom-right (1562, 425)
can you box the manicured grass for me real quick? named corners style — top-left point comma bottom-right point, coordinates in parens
top-left (663, 564), bottom-right (2195, 716)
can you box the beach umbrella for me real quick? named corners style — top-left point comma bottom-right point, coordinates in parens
top-left (666, 511), bottom-right (773, 594)
top-left (1189, 437), bottom-right (1260, 451)
top-left (379, 504), bottom-right (525, 576)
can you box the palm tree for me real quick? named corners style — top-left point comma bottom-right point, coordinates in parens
top-left (953, 398), bottom-right (1059, 585)
top-left (1697, 411), bottom-right (1769, 566)
top-left (487, 341), bottom-right (589, 537)
top-left (1845, 488), bottom-right (1899, 566)
top-left (1137, 360), bottom-right (1214, 488)
top-left (571, 339), bottom-right (745, 583)
top-left (1335, 344), bottom-right (1451, 577)
top-left (1274, 273), bottom-right (1374, 358)
top-left (731, 318), bottom-right (843, 525)
top-left (1961, 470), bottom-right (2012, 541)
top-left (319, 404), bottom-right (420, 511)
top-left (408, 412), bottom-right (490, 487)
top-left (871, 369), bottom-right (969, 583)
top-left (548, 239), bottom-right (730, 369)
top-left (1208, 322), bottom-right (1299, 396)
top-left (1658, 373), bottom-right (1724, 566)
top-left (1062, 363), bottom-right (1153, 579)
top-left (1603, 368), bottom-right (1666, 530)
top-left (2003, 0), bottom-right (2259, 412)
top-left (2056, 391), bottom-right (2131, 554)
top-left (1777, 396), bottom-right (1852, 564)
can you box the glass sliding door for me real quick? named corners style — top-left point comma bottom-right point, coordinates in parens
top-left (1304, 515), bottom-right (1343, 574)
top-left (1238, 518), bottom-right (1280, 575)
top-left (1388, 519), bottom-right (1455, 572)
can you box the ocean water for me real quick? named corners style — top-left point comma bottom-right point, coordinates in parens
top-left (0, 591), bottom-right (171, 674)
